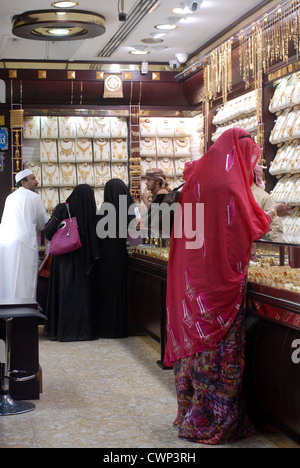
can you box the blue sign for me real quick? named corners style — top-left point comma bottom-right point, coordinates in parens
top-left (0, 127), bottom-right (8, 150)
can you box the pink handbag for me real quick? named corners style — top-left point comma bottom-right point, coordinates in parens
top-left (49, 203), bottom-right (82, 255)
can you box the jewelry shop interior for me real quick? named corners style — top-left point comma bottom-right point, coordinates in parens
top-left (0, 0), bottom-right (300, 449)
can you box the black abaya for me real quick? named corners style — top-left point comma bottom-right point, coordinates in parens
top-left (96, 236), bottom-right (128, 338)
top-left (95, 179), bottom-right (136, 339)
top-left (44, 184), bottom-right (100, 341)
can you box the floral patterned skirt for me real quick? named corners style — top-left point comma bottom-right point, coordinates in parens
top-left (173, 308), bottom-right (254, 445)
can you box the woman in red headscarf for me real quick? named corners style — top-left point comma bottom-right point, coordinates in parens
top-left (164, 128), bottom-right (291, 444)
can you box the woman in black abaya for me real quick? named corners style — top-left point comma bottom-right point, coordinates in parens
top-left (45, 184), bottom-right (100, 341)
top-left (95, 179), bottom-right (137, 338)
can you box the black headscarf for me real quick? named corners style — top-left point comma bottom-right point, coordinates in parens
top-left (102, 178), bottom-right (136, 237)
top-left (66, 184), bottom-right (100, 274)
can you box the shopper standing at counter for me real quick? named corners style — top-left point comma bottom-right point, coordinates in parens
top-left (251, 164), bottom-right (283, 242)
top-left (95, 178), bottom-right (137, 338)
top-left (44, 184), bottom-right (100, 342)
top-left (0, 169), bottom-right (48, 300)
top-left (141, 168), bottom-right (173, 238)
top-left (141, 168), bottom-right (171, 209)
top-left (163, 128), bottom-right (292, 445)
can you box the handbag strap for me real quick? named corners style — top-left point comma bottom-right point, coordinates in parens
top-left (65, 202), bottom-right (72, 221)
top-left (172, 182), bottom-right (185, 192)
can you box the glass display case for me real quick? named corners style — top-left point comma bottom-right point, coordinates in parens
top-left (127, 237), bottom-right (300, 442)
top-left (247, 238), bottom-right (300, 330)
top-left (128, 238), bottom-right (300, 328)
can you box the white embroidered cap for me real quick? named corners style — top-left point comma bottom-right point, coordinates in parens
top-left (15, 169), bottom-right (33, 184)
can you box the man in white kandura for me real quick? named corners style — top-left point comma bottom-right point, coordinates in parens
top-left (0, 169), bottom-right (48, 300)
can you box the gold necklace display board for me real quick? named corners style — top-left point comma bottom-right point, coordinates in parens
top-left (22, 114), bottom-right (201, 214)
top-left (22, 115), bottom-right (128, 215)
top-left (267, 71), bottom-right (300, 241)
top-left (212, 90), bottom-right (258, 143)
top-left (139, 116), bottom-right (200, 191)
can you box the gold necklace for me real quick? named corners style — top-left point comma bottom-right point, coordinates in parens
top-left (141, 118), bottom-right (153, 132)
top-left (175, 138), bottom-right (189, 148)
top-left (158, 158), bottom-right (174, 174)
top-left (43, 164), bottom-right (58, 184)
top-left (41, 139), bottom-right (56, 163)
top-left (44, 188), bottom-right (57, 213)
top-left (94, 117), bottom-right (109, 128)
top-left (77, 163), bottom-right (92, 183)
top-left (59, 117), bottom-right (75, 138)
top-left (60, 187), bottom-right (73, 201)
top-left (158, 138), bottom-right (173, 153)
top-left (161, 119), bottom-right (172, 131)
top-left (76, 139), bottom-right (91, 155)
top-left (279, 112), bottom-right (290, 140)
top-left (94, 139), bottom-right (110, 160)
top-left (59, 139), bottom-right (74, 157)
top-left (111, 119), bottom-right (126, 137)
top-left (175, 120), bottom-right (188, 136)
top-left (94, 138), bottom-right (108, 147)
top-left (142, 158), bottom-right (156, 172)
top-left (44, 117), bottom-right (57, 138)
top-left (95, 163), bottom-right (110, 185)
top-left (78, 119), bottom-right (93, 136)
top-left (141, 138), bottom-right (154, 148)
top-left (26, 117), bottom-right (38, 136)
top-left (112, 139), bottom-right (126, 159)
top-left (112, 163), bottom-right (127, 178)
top-left (60, 164), bottom-right (75, 184)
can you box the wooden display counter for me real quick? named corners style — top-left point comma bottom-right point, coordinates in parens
top-left (127, 250), bottom-right (300, 443)
top-left (245, 297), bottom-right (300, 445)
top-left (127, 252), bottom-right (167, 366)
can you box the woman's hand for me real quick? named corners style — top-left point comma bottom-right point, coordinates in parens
top-left (269, 203), bottom-right (292, 218)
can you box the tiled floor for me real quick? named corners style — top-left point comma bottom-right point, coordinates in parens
top-left (0, 328), bottom-right (298, 448)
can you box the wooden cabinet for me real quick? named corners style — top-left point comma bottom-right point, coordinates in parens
top-left (127, 253), bottom-right (167, 366)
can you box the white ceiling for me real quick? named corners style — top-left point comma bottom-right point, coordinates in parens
top-left (0, 0), bottom-right (269, 65)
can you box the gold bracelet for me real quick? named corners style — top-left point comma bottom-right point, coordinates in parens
top-left (269, 208), bottom-right (277, 219)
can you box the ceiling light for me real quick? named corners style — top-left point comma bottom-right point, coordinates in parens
top-left (51, 1), bottom-right (78, 7)
top-left (154, 23), bottom-right (178, 31)
top-left (129, 49), bottom-right (149, 55)
top-left (141, 37), bottom-right (163, 44)
top-left (171, 6), bottom-right (193, 15)
top-left (12, 10), bottom-right (106, 41)
top-left (47, 28), bottom-right (70, 36)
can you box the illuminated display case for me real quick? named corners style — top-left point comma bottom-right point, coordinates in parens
top-left (127, 237), bottom-right (300, 443)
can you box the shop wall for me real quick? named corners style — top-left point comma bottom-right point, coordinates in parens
top-left (0, 69), bottom-right (191, 111)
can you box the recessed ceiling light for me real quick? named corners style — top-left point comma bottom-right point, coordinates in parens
top-left (12, 10), bottom-right (106, 41)
top-left (32, 26), bottom-right (86, 38)
top-left (47, 28), bottom-right (71, 36)
top-left (154, 23), bottom-right (178, 31)
top-left (171, 7), bottom-right (193, 15)
top-left (141, 37), bottom-right (163, 44)
top-left (129, 49), bottom-right (149, 55)
top-left (51, 1), bottom-right (78, 7)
